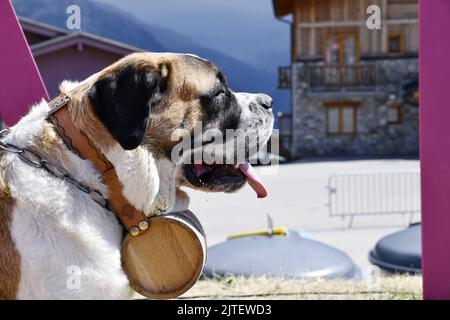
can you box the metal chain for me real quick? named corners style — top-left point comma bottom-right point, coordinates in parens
top-left (0, 128), bottom-right (110, 210)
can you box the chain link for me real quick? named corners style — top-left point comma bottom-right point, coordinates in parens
top-left (0, 128), bottom-right (110, 210)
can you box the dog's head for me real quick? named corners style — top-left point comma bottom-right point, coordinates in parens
top-left (86, 52), bottom-right (273, 198)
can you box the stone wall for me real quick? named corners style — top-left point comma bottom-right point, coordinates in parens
top-left (293, 58), bottom-right (419, 157)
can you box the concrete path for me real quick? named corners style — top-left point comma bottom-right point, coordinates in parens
top-left (186, 158), bottom-right (420, 276)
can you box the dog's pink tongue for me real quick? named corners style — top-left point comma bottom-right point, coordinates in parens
top-left (239, 162), bottom-right (268, 198)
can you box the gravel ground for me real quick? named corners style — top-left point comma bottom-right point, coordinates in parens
top-left (180, 275), bottom-right (422, 300)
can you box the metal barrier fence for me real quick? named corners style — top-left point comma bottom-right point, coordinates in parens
top-left (328, 171), bottom-right (421, 228)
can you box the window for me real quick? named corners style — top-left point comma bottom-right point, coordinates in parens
top-left (325, 102), bottom-right (358, 135)
top-left (387, 105), bottom-right (402, 124)
top-left (388, 33), bottom-right (404, 54)
top-left (324, 34), bottom-right (360, 64)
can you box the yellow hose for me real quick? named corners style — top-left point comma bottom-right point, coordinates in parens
top-left (227, 226), bottom-right (288, 239)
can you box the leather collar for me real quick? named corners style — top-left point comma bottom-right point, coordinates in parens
top-left (47, 94), bottom-right (149, 237)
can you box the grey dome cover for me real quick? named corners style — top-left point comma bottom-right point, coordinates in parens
top-left (369, 223), bottom-right (421, 273)
top-left (204, 230), bottom-right (358, 279)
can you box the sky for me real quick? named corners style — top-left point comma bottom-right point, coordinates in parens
top-left (95, 0), bottom-right (291, 73)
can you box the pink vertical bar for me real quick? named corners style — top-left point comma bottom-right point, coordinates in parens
top-left (0, 0), bottom-right (48, 126)
top-left (420, 0), bottom-right (450, 299)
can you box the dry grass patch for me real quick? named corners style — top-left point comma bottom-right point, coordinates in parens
top-left (179, 275), bottom-right (422, 300)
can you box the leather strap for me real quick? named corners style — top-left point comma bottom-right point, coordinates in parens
top-left (47, 94), bottom-right (149, 236)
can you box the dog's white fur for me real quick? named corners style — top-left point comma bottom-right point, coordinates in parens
top-left (2, 69), bottom-right (273, 299)
top-left (104, 145), bottom-right (160, 216)
top-left (4, 84), bottom-right (170, 299)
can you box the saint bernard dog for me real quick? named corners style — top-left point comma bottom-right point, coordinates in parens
top-left (0, 52), bottom-right (274, 299)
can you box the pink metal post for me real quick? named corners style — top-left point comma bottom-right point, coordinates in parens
top-left (0, 0), bottom-right (48, 126)
top-left (420, 0), bottom-right (450, 299)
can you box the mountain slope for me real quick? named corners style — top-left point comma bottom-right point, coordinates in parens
top-left (95, 0), bottom-right (291, 74)
top-left (13, 0), bottom-right (289, 115)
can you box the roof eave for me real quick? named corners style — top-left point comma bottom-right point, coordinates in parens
top-left (272, 0), bottom-right (295, 18)
top-left (31, 33), bottom-right (143, 58)
top-left (272, 0), bottom-right (280, 17)
top-left (19, 16), bottom-right (67, 38)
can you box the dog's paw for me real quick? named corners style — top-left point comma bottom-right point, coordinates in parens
top-left (148, 197), bottom-right (171, 216)
top-left (149, 207), bottom-right (165, 216)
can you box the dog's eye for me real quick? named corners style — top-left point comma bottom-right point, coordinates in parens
top-left (214, 90), bottom-right (225, 98)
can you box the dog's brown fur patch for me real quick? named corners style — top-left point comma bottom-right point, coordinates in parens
top-left (0, 153), bottom-right (20, 300)
top-left (59, 53), bottom-right (213, 158)
top-left (63, 81), bottom-right (117, 152)
top-left (34, 121), bottom-right (75, 167)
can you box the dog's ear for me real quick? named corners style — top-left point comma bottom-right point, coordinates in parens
top-left (89, 63), bottom-right (169, 150)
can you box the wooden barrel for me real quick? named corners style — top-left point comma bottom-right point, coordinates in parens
top-left (121, 210), bottom-right (206, 299)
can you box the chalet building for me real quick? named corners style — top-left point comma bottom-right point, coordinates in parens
top-left (0, 17), bottom-right (141, 128)
top-left (273, 0), bottom-right (419, 158)
top-left (21, 17), bottom-right (141, 98)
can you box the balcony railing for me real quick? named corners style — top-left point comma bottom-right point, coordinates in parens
top-left (278, 66), bottom-right (291, 89)
top-left (305, 64), bottom-right (378, 92)
top-left (278, 63), bottom-right (379, 93)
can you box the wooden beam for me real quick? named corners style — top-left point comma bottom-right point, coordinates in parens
top-left (381, 0), bottom-right (388, 53)
top-left (309, 0), bottom-right (316, 56)
top-left (420, 0), bottom-right (450, 300)
top-left (344, 0), bottom-right (349, 20)
top-left (360, 0), bottom-right (367, 53)
top-left (291, 3), bottom-right (299, 61)
top-left (0, 0), bottom-right (48, 126)
top-left (297, 18), bottom-right (418, 28)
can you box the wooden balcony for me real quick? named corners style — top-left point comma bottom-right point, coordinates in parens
top-left (305, 64), bottom-right (379, 93)
top-left (278, 63), bottom-right (380, 93)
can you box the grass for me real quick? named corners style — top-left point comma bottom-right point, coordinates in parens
top-left (179, 275), bottom-right (422, 300)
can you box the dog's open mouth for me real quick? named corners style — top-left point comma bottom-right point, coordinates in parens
top-left (183, 162), bottom-right (268, 198)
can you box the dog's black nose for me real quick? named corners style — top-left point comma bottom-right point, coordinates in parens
top-left (257, 94), bottom-right (273, 110)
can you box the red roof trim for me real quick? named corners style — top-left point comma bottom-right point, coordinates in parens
top-left (31, 32), bottom-right (142, 57)
top-left (20, 17), bottom-right (143, 58)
